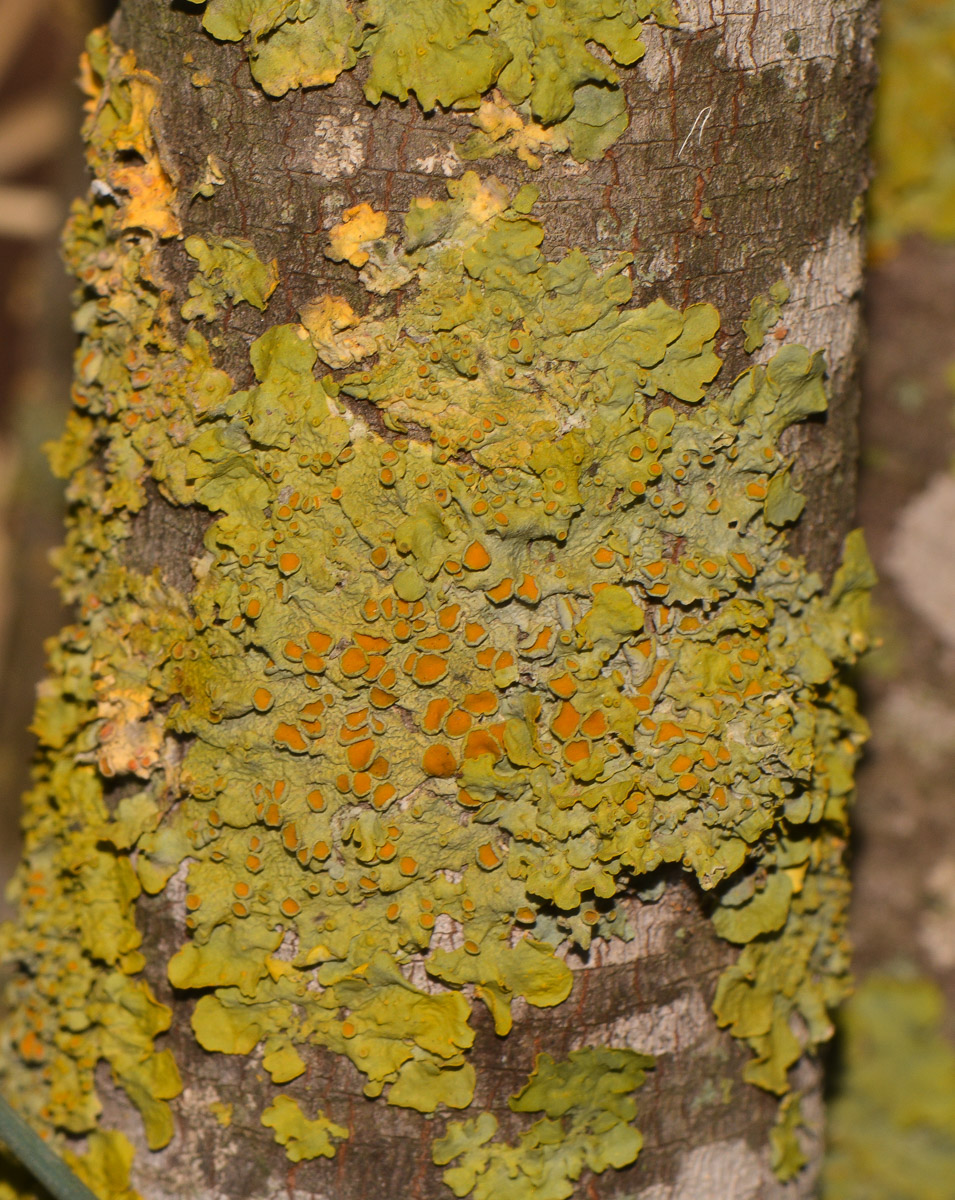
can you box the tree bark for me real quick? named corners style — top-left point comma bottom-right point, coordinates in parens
top-left (1, 3), bottom-right (876, 1199)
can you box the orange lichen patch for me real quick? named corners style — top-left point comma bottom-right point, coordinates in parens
top-left (701, 750), bottom-right (718, 770)
top-left (312, 841), bottom-right (331, 861)
top-left (284, 641), bottom-right (304, 661)
top-left (347, 739), bottom-right (375, 770)
top-left (422, 743), bottom-right (457, 777)
top-left (424, 697), bottom-right (452, 733)
top-left (463, 541), bottom-right (492, 571)
top-left (654, 721), bottom-right (684, 744)
top-left (477, 843), bottom-right (501, 870)
top-left (475, 647), bottom-right (496, 669)
top-left (486, 578), bottom-right (514, 603)
top-left (520, 625), bottom-right (555, 656)
top-left (438, 604), bottom-right (462, 630)
top-left (252, 687), bottom-right (274, 712)
top-left (369, 686), bottom-right (397, 708)
top-left (264, 802), bottom-right (282, 827)
top-left (580, 710), bottom-right (607, 738)
top-left (638, 659), bottom-right (670, 697)
top-left (593, 547), bottom-right (616, 566)
top-left (678, 773), bottom-right (699, 791)
top-left (186, 893), bottom-right (202, 911)
top-left (340, 717), bottom-right (370, 738)
top-left (280, 897), bottom-right (301, 918)
top-left (364, 652), bottom-right (385, 678)
top-left (672, 754), bottom-right (695, 774)
top-left (372, 783), bottom-right (397, 809)
top-left (418, 633), bottom-right (452, 652)
top-left (20, 1032), bottom-right (45, 1062)
top-left (283, 824), bottom-right (299, 851)
top-left (644, 560), bottom-right (667, 579)
top-left (516, 574), bottom-right (541, 603)
top-left (398, 856), bottom-right (418, 876)
top-left (564, 740), bottom-right (590, 764)
top-left (495, 651), bottom-right (514, 671)
top-left (745, 481), bottom-right (768, 500)
top-left (551, 702), bottom-right (580, 742)
top-left (548, 673), bottom-right (577, 700)
top-left (278, 552), bottom-right (302, 575)
top-left (445, 709), bottom-right (472, 738)
top-left (731, 552), bottom-right (756, 578)
top-left (743, 679), bottom-right (762, 698)
top-left (458, 623), bottom-right (485, 648)
top-left (341, 646), bottom-right (368, 676)
top-left (462, 690), bottom-right (498, 716)
top-left (355, 633), bottom-right (390, 652)
top-left (464, 730), bottom-right (502, 760)
top-left (274, 723), bottom-right (307, 753)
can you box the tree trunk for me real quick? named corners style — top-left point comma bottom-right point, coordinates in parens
top-left (1, 2), bottom-right (876, 1199)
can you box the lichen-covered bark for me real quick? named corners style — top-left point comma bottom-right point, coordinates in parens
top-left (0, 3), bottom-right (876, 1199)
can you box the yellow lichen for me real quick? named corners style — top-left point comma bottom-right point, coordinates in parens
top-left (0, 22), bottom-right (868, 1190)
top-left (180, 0), bottom-right (680, 161)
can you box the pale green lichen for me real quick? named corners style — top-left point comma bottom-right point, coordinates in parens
top-left (64, 1131), bottom-right (143, 1200)
top-left (0, 22), bottom-right (869, 1192)
top-left (181, 235), bottom-right (279, 322)
top-left (822, 973), bottom-right (955, 1200)
top-left (870, 0), bottom-right (955, 250)
top-left (741, 281), bottom-right (790, 354)
top-left (260, 1095), bottom-right (348, 1162)
top-left (432, 1047), bottom-right (653, 1199)
top-left (180, 0), bottom-right (678, 161)
top-left (771, 1091), bottom-right (808, 1182)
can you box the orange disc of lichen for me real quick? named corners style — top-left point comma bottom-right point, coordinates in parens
top-left (422, 743), bottom-right (457, 777)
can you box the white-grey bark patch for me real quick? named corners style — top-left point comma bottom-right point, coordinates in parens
top-left (919, 857), bottom-right (955, 971)
top-left (886, 473), bottom-right (955, 650)
top-left (760, 222), bottom-right (864, 374)
top-left (673, 0), bottom-right (872, 83)
top-left (309, 114), bottom-right (367, 180)
top-left (580, 990), bottom-right (711, 1057)
top-left (631, 1137), bottom-right (766, 1199)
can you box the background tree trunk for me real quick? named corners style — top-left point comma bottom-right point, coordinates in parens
top-left (1, 2), bottom-right (876, 1199)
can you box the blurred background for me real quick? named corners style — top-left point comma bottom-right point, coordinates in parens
top-left (0, 0), bottom-right (954, 1195)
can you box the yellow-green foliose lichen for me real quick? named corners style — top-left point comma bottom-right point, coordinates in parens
top-left (260, 1095), bottom-right (349, 1161)
top-left (822, 973), bottom-right (955, 1200)
top-left (432, 1047), bottom-right (653, 1198)
top-left (180, 0), bottom-right (678, 162)
top-left (770, 1091), bottom-right (808, 1183)
top-left (869, 0), bottom-right (955, 250)
top-left (181, 235), bottom-right (279, 323)
top-left (0, 21), bottom-right (869, 1188)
